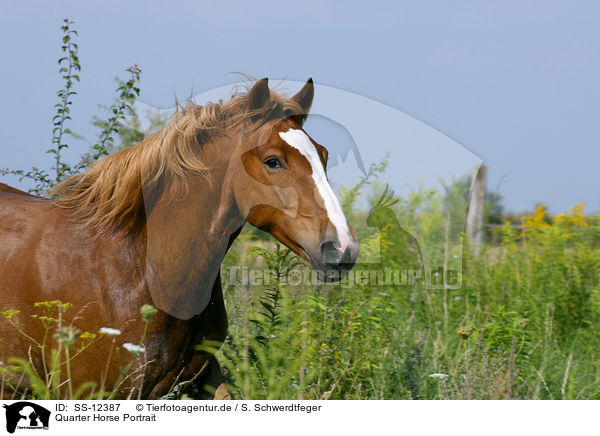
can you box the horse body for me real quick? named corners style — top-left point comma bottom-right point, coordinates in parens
top-left (0, 136), bottom-right (242, 397)
top-left (0, 185), bottom-right (230, 398)
top-left (0, 78), bottom-right (359, 399)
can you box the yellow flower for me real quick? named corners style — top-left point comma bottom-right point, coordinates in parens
top-left (34, 300), bottom-right (73, 312)
top-left (80, 331), bottom-right (97, 341)
top-left (554, 202), bottom-right (588, 229)
top-left (0, 309), bottom-right (20, 320)
top-left (521, 205), bottom-right (551, 232)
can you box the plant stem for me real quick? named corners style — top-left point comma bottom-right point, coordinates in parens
top-left (65, 347), bottom-right (74, 399)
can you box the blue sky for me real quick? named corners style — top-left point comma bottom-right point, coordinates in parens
top-left (1, 0), bottom-right (599, 213)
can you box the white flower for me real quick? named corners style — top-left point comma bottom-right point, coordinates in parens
top-left (378, 292), bottom-right (390, 296)
top-left (99, 327), bottom-right (122, 336)
top-left (123, 343), bottom-right (146, 354)
top-left (428, 373), bottom-right (449, 380)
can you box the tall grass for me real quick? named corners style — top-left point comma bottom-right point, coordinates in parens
top-left (0, 303), bottom-right (157, 400)
top-left (216, 176), bottom-right (600, 400)
top-left (6, 174), bottom-right (597, 399)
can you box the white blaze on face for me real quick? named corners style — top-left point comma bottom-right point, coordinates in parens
top-left (279, 128), bottom-right (352, 251)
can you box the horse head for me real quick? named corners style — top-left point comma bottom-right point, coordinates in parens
top-left (230, 78), bottom-right (360, 281)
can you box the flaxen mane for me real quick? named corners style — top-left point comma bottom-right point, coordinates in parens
top-left (51, 82), bottom-right (305, 236)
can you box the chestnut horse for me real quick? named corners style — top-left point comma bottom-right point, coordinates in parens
top-left (0, 78), bottom-right (359, 399)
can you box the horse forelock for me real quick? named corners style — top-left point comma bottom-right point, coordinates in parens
top-left (49, 80), bottom-right (306, 236)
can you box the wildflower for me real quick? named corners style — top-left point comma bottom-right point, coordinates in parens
top-left (34, 300), bottom-right (72, 311)
top-left (123, 343), bottom-right (146, 355)
top-left (79, 332), bottom-right (97, 341)
top-left (34, 315), bottom-right (59, 326)
top-left (99, 327), bottom-right (122, 336)
top-left (53, 326), bottom-right (81, 347)
top-left (0, 309), bottom-right (20, 320)
top-left (140, 304), bottom-right (158, 323)
top-left (456, 325), bottom-right (474, 339)
top-left (520, 205), bottom-right (551, 232)
top-left (554, 202), bottom-right (589, 229)
top-left (428, 373), bottom-right (448, 380)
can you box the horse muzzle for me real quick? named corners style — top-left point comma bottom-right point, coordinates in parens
top-left (310, 237), bottom-right (360, 282)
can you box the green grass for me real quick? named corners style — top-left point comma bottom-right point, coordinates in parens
top-left (215, 178), bottom-right (600, 400)
top-left (1, 302), bottom-right (157, 400)
top-left (3, 172), bottom-right (598, 400)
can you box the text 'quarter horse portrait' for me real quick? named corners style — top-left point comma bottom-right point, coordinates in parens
top-left (0, 78), bottom-right (359, 399)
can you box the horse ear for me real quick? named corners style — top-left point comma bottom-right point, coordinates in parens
top-left (248, 78), bottom-right (271, 111)
top-left (290, 78), bottom-right (314, 125)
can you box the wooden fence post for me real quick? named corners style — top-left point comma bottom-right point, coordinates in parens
top-left (466, 163), bottom-right (487, 254)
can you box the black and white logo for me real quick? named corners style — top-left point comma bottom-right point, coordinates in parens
top-left (2, 402), bottom-right (50, 434)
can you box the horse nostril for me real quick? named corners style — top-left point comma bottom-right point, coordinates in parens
top-left (320, 240), bottom-right (337, 253)
top-left (320, 240), bottom-right (343, 265)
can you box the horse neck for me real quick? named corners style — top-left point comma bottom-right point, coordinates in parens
top-left (143, 135), bottom-right (244, 319)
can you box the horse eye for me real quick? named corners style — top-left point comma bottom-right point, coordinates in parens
top-left (264, 158), bottom-right (283, 169)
